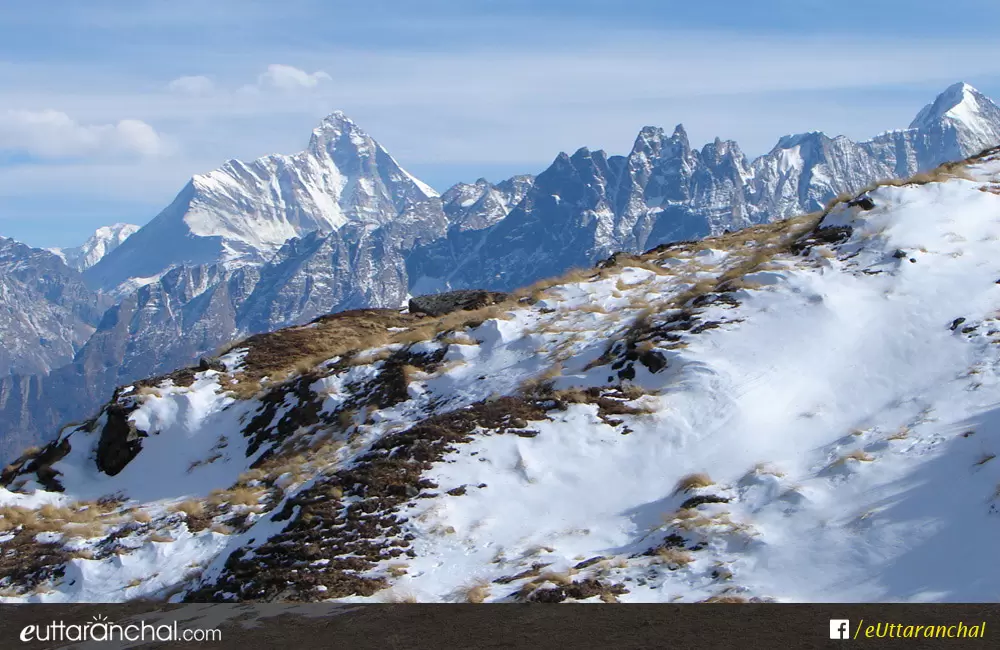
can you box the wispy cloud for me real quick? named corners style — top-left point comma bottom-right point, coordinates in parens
top-left (167, 75), bottom-right (215, 95)
top-left (254, 64), bottom-right (331, 91)
top-left (0, 110), bottom-right (168, 160)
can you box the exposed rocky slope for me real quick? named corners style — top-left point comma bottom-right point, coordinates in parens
top-left (3, 150), bottom-right (1000, 603)
top-left (0, 238), bottom-right (109, 378)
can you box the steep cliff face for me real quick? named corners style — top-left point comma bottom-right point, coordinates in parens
top-left (0, 237), bottom-right (108, 377)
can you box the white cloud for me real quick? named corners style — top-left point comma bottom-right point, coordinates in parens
top-left (256, 64), bottom-right (332, 91)
top-left (0, 110), bottom-right (167, 159)
top-left (167, 75), bottom-right (215, 95)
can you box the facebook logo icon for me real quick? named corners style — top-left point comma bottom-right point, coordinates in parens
top-left (830, 620), bottom-right (851, 640)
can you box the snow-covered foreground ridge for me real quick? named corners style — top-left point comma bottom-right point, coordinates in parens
top-left (5, 150), bottom-right (1000, 603)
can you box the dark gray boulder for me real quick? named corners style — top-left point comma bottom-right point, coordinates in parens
top-left (408, 290), bottom-right (509, 317)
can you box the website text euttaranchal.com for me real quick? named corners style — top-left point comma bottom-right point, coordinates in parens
top-left (18, 615), bottom-right (222, 644)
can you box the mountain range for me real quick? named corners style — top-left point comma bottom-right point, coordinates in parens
top-left (1, 81), bottom-right (1000, 462)
top-left (4, 142), bottom-right (1000, 602)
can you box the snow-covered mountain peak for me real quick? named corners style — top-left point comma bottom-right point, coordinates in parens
top-left (909, 81), bottom-right (987, 129)
top-left (774, 131), bottom-right (828, 151)
top-left (631, 124), bottom-right (691, 160)
top-left (307, 111), bottom-right (370, 156)
top-left (86, 112), bottom-right (442, 291)
top-left (50, 222), bottom-right (140, 272)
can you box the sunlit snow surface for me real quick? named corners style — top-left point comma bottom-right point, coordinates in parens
top-left (7, 156), bottom-right (1000, 603)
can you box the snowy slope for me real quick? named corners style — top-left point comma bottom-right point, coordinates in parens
top-left (3, 149), bottom-right (1000, 603)
top-left (49, 223), bottom-right (140, 272)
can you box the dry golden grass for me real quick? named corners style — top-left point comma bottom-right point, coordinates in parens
top-left (674, 473), bottom-right (714, 494)
top-left (64, 522), bottom-right (106, 539)
top-left (439, 332), bottom-right (476, 346)
top-left (513, 268), bottom-right (600, 302)
top-left (655, 547), bottom-right (695, 568)
top-left (0, 506), bottom-right (39, 532)
top-left (226, 487), bottom-right (265, 506)
top-left (518, 363), bottom-right (564, 395)
top-left (750, 462), bottom-right (785, 478)
top-left (463, 580), bottom-right (491, 604)
top-left (537, 568), bottom-right (579, 586)
top-left (400, 364), bottom-right (423, 384)
top-left (131, 509), bottom-right (152, 524)
top-left (382, 589), bottom-right (419, 604)
top-left (148, 533), bottom-right (174, 543)
top-left (838, 450), bottom-right (875, 464)
top-left (667, 510), bottom-right (713, 532)
top-left (387, 563), bottom-right (409, 578)
top-left (171, 500), bottom-right (205, 517)
top-left (887, 427), bottom-right (910, 441)
top-left (699, 594), bottom-right (748, 603)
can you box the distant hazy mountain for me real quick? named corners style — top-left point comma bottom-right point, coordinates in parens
top-left (409, 82), bottom-right (1000, 292)
top-left (49, 223), bottom-right (139, 272)
top-left (0, 237), bottom-right (108, 377)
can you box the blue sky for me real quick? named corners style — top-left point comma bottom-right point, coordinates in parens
top-left (3, 0), bottom-right (1000, 247)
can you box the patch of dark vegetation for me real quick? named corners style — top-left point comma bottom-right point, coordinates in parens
top-left (790, 225), bottom-right (853, 255)
top-left (525, 579), bottom-right (630, 603)
top-left (243, 344), bottom-right (447, 467)
top-left (679, 495), bottom-right (731, 510)
top-left (408, 290), bottom-right (509, 317)
top-left (188, 395), bottom-right (563, 602)
top-left (639, 239), bottom-right (703, 259)
top-left (494, 563), bottom-right (551, 585)
top-left (180, 509), bottom-right (218, 534)
top-left (573, 556), bottom-right (607, 570)
top-left (0, 531), bottom-right (70, 595)
top-left (342, 347), bottom-right (448, 414)
top-left (847, 195), bottom-right (876, 210)
top-left (92, 522), bottom-right (150, 560)
top-left (640, 533), bottom-right (688, 557)
top-left (242, 374), bottom-right (325, 465)
top-left (518, 385), bottom-right (653, 432)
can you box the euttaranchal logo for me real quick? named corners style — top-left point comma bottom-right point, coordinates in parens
top-left (19, 614), bottom-right (221, 643)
